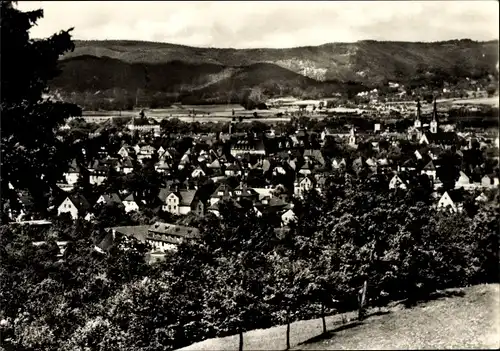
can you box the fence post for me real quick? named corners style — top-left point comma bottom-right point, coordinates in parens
top-left (358, 280), bottom-right (368, 321)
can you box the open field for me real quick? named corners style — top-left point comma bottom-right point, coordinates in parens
top-left (78, 96), bottom-right (498, 125)
top-left (451, 96), bottom-right (499, 107)
top-left (177, 284), bottom-right (499, 351)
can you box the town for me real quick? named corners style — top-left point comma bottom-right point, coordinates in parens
top-left (5, 96), bottom-right (499, 260)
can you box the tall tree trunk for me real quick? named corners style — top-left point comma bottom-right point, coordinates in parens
top-left (239, 328), bottom-right (243, 351)
top-left (286, 316), bottom-right (291, 350)
top-left (321, 303), bottom-right (327, 334)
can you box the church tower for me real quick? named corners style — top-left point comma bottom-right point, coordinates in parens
top-left (348, 127), bottom-right (356, 147)
top-left (414, 100), bottom-right (422, 129)
top-left (430, 98), bottom-right (438, 134)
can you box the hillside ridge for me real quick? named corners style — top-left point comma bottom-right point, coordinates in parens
top-left (50, 39), bottom-right (499, 108)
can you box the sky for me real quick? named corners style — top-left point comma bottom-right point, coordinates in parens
top-left (18, 1), bottom-right (500, 49)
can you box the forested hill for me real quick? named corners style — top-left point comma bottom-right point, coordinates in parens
top-left (49, 39), bottom-right (499, 108)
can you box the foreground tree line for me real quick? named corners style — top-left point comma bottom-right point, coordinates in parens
top-left (1, 172), bottom-right (498, 350)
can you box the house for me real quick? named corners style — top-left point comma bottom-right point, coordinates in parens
top-left (389, 174), bottom-right (408, 190)
top-left (475, 192), bottom-right (488, 203)
top-left (32, 240), bottom-right (69, 257)
top-left (414, 149), bottom-right (424, 160)
top-left (352, 156), bottom-right (368, 175)
top-left (127, 116), bottom-right (161, 134)
top-left (224, 163), bottom-right (241, 177)
top-left (428, 147), bottom-right (443, 160)
top-left (377, 157), bottom-right (390, 167)
top-left (419, 131), bottom-right (458, 147)
top-left (455, 171), bottom-right (474, 190)
top-left (365, 158), bottom-right (377, 168)
top-left (320, 128), bottom-right (335, 142)
top-left (208, 159), bottom-right (222, 170)
top-left (57, 195), bottom-right (91, 220)
top-left (96, 193), bottom-right (122, 207)
top-left (421, 160), bottom-right (438, 182)
top-left (253, 187), bottom-right (274, 201)
top-left (103, 222), bottom-right (199, 254)
top-left (256, 196), bottom-right (289, 215)
top-left (122, 193), bottom-right (140, 213)
top-left (154, 159), bottom-right (171, 174)
top-left (209, 183), bottom-right (234, 206)
top-left (294, 176), bottom-right (314, 197)
top-left (178, 151), bottom-right (191, 169)
top-left (63, 159), bottom-right (81, 186)
top-left (207, 198), bottom-right (242, 217)
top-left (118, 145), bottom-right (136, 158)
top-left (272, 137), bottom-right (293, 153)
top-left (147, 222), bottom-right (200, 252)
top-left (137, 145), bottom-right (156, 162)
top-left (437, 191), bottom-right (463, 213)
top-left (332, 158), bottom-right (347, 169)
top-left (234, 182), bottom-right (259, 203)
top-left (281, 208), bottom-right (296, 226)
top-left (303, 149), bottom-right (326, 167)
top-left (253, 206), bottom-right (263, 217)
top-left (191, 167), bottom-right (206, 178)
top-left (230, 138), bottom-right (266, 156)
top-left (314, 174), bottom-right (328, 193)
top-left (481, 175), bottom-right (499, 188)
top-left (132, 144), bottom-right (141, 154)
top-left (159, 189), bottom-right (204, 216)
top-left (197, 149), bottom-right (210, 163)
top-left (298, 160), bottom-right (315, 175)
top-left (88, 160), bottom-right (108, 185)
top-left (118, 157), bottom-right (134, 174)
top-left (159, 149), bottom-right (175, 162)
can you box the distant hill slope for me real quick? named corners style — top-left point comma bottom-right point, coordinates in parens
top-left (50, 39), bottom-right (499, 108)
top-left (51, 56), bottom-right (366, 107)
top-left (63, 39), bottom-right (499, 83)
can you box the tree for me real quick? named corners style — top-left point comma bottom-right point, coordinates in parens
top-left (1, 2), bottom-right (82, 213)
top-left (265, 252), bottom-right (311, 350)
top-left (436, 150), bottom-right (461, 190)
top-left (486, 85), bottom-right (497, 97)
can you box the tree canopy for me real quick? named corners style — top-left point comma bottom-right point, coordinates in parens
top-left (1, 1), bottom-right (82, 213)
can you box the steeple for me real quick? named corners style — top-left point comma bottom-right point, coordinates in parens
top-left (433, 98), bottom-right (437, 121)
top-left (349, 127), bottom-right (356, 147)
top-left (430, 97), bottom-right (438, 134)
top-left (414, 99), bottom-right (422, 129)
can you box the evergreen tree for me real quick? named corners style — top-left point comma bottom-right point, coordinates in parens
top-left (1, 1), bottom-right (82, 213)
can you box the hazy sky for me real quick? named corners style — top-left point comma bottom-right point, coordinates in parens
top-left (18, 1), bottom-right (499, 49)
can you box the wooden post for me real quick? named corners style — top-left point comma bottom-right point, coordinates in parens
top-left (321, 303), bottom-right (327, 334)
top-left (358, 280), bottom-right (368, 321)
top-left (286, 316), bottom-right (291, 350)
top-left (239, 327), bottom-right (243, 351)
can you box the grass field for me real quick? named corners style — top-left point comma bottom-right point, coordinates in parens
top-left (452, 96), bottom-right (499, 107)
top-left (178, 284), bottom-right (499, 351)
